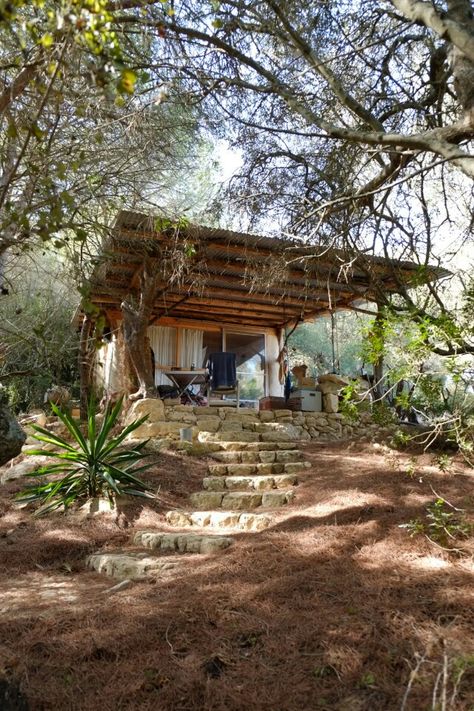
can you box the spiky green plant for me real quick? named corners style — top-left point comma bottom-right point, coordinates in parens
top-left (17, 398), bottom-right (154, 515)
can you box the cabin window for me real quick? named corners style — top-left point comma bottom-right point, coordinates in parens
top-left (224, 331), bottom-right (266, 400)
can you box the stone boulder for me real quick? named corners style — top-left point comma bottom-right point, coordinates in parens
top-left (0, 402), bottom-right (26, 467)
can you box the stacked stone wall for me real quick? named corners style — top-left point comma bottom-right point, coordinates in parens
top-left (125, 400), bottom-right (395, 443)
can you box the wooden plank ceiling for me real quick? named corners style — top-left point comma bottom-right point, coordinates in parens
top-left (88, 210), bottom-right (447, 329)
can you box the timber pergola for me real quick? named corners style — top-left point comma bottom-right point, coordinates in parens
top-left (87, 210), bottom-right (447, 328)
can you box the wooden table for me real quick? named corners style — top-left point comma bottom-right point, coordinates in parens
top-left (162, 369), bottom-right (207, 404)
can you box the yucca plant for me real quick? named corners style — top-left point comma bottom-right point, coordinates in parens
top-left (17, 397), bottom-right (154, 515)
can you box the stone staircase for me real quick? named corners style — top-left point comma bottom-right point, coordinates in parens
top-left (87, 434), bottom-right (309, 580)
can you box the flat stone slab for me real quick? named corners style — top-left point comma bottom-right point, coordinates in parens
top-left (165, 510), bottom-right (273, 531)
top-left (87, 552), bottom-right (181, 580)
top-left (133, 531), bottom-right (233, 554)
top-left (207, 462), bottom-right (287, 476)
top-left (203, 474), bottom-right (298, 492)
top-left (207, 441), bottom-right (299, 452)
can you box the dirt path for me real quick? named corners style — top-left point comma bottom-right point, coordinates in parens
top-left (1, 442), bottom-right (473, 710)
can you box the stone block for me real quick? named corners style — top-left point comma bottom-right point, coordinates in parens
top-left (125, 398), bottom-right (165, 426)
top-left (238, 513), bottom-right (272, 531)
top-left (258, 451), bottom-right (276, 463)
top-left (284, 462), bottom-right (309, 473)
top-left (273, 474), bottom-right (298, 488)
top-left (207, 463), bottom-right (228, 475)
top-left (275, 450), bottom-right (304, 462)
top-left (226, 463), bottom-right (255, 476)
top-left (207, 511), bottom-right (240, 528)
top-left (221, 492), bottom-right (262, 510)
top-left (202, 477), bottom-right (226, 491)
top-left (87, 552), bottom-right (178, 580)
top-left (188, 511), bottom-right (213, 526)
top-left (273, 409), bottom-right (293, 418)
top-left (258, 411), bottom-right (275, 422)
top-left (261, 491), bottom-right (291, 507)
top-left (195, 417), bottom-right (221, 432)
top-left (252, 476), bottom-right (276, 491)
top-left (220, 421), bottom-right (243, 432)
top-left (199, 535), bottom-right (234, 554)
top-left (240, 451), bottom-right (259, 463)
top-left (166, 410), bottom-right (197, 423)
top-left (189, 491), bottom-right (224, 509)
top-left (323, 393), bottom-right (339, 413)
top-left (224, 476), bottom-right (255, 490)
top-left (166, 510), bottom-right (192, 527)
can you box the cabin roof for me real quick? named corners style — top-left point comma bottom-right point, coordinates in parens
top-left (86, 210), bottom-right (449, 329)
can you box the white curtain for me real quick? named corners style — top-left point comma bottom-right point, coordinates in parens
top-left (148, 326), bottom-right (177, 386)
top-left (96, 337), bottom-right (121, 393)
top-left (179, 328), bottom-right (204, 368)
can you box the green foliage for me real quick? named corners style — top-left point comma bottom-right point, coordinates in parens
top-left (405, 499), bottom-right (471, 546)
top-left (17, 398), bottom-right (154, 515)
top-left (372, 401), bottom-right (396, 427)
top-left (0, 256), bottom-right (79, 411)
top-left (338, 381), bottom-right (360, 422)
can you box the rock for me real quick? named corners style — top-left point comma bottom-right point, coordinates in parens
top-left (226, 463), bottom-right (255, 476)
top-left (87, 552), bottom-right (180, 579)
top-left (259, 424), bottom-right (304, 441)
top-left (125, 398), bottom-right (165, 428)
top-left (221, 492), bottom-right (262, 510)
top-left (44, 385), bottom-right (71, 407)
top-left (238, 513), bottom-right (272, 531)
top-left (258, 411), bottom-right (275, 421)
top-left (258, 451), bottom-right (276, 463)
top-left (0, 455), bottom-right (51, 484)
top-left (222, 476), bottom-right (255, 490)
top-left (189, 491), bottom-right (224, 509)
top-left (323, 393), bottom-right (339, 413)
top-left (195, 417), bottom-right (221, 432)
top-left (261, 491), bottom-right (293, 507)
top-left (275, 450), bottom-right (304, 462)
top-left (133, 531), bottom-right (233, 554)
top-left (165, 510), bottom-right (192, 527)
top-left (240, 451), bottom-right (259, 463)
top-left (0, 402), bottom-right (26, 467)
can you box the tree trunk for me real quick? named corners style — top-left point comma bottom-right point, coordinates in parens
top-left (79, 315), bottom-right (95, 419)
top-left (121, 260), bottom-right (160, 401)
top-left (0, 397), bottom-right (26, 466)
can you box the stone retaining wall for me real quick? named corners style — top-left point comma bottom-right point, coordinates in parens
top-left (125, 399), bottom-right (394, 443)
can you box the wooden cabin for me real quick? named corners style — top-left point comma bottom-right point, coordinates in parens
top-left (80, 210), bottom-right (446, 405)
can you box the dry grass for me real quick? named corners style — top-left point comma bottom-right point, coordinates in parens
top-left (1, 442), bottom-right (474, 710)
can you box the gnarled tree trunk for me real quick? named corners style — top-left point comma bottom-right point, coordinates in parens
top-left (121, 260), bottom-right (159, 401)
top-left (0, 397), bottom-right (26, 466)
top-left (79, 315), bottom-right (96, 420)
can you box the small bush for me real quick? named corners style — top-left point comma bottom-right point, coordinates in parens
top-left (17, 398), bottom-right (154, 515)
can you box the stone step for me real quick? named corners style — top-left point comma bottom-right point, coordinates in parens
top-left (189, 489), bottom-right (294, 510)
top-left (133, 531), bottom-right (233, 554)
top-left (198, 430), bottom-right (261, 443)
top-left (87, 552), bottom-right (182, 580)
top-left (206, 441), bottom-right (300, 452)
top-left (166, 509), bottom-right (273, 531)
top-left (207, 461), bottom-right (310, 476)
top-left (210, 449), bottom-right (305, 464)
top-left (203, 473), bottom-right (298, 492)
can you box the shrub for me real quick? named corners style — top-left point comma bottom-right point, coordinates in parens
top-left (17, 398), bottom-right (154, 515)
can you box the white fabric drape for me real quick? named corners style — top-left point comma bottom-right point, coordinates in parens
top-left (148, 326), bottom-right (177, 386)
top-left (179, 329), bottom-right (204, 368)
top-left (96, 337), bottom-right (121, 393)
